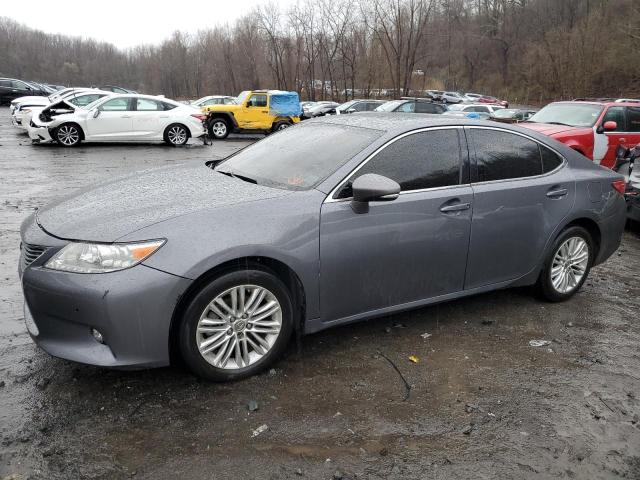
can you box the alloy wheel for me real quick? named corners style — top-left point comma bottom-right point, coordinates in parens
top-left (550, 236), bottom-right (589, 294)
top-left (277, 123), bottom-right (290, 130)
top-left (196, 285), bottom-right (282, 370)
top-left (211, 121), bottom-right (227, 137)
top-left (167, 126), bottom-right (187, 145)
top-left (57, 125), bottom-right (79, 146)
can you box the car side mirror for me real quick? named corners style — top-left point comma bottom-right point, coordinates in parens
top-left (603, 121), bottom-right (617, 131)
top-left (92, 109), bottom-right (101, 118)
top-left (346, 108), bottom-right (356, 114)
top-left (351, 173), bottom-right (400, 214)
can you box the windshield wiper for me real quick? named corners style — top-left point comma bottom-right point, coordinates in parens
top-left (217, 169), bottom-right (257, 184)
top-left (545, 121), bottom-right (572, 127)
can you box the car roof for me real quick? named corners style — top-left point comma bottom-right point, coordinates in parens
top-left (558, 99), bottom-right (640, 107)
top-left (306, 112), bottom-right (522, 134)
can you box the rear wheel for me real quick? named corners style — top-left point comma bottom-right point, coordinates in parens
top-left (54, 123), bottom-right (82, 147)
top-left (537, 226), bottom-right (593, 302)
top-left (208, 118), bottom-right (230, 140)
top-left (164, 124), bottom-right (189, 146)
top-left (179, 269), bottom-right (294, 381)
top-left (272, 120), bottom-right (292, 133)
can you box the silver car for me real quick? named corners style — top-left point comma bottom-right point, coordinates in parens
top-left (19, 114), bottom-right (627, 381)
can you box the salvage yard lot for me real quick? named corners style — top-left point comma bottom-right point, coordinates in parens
top-left (1, 107), bottom-right (639, 479)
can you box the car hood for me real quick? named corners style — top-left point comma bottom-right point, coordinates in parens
top-left (519, 122), bottom-right (582, 136)
top-left (12, 96), bottom-right (49, 106)
top-left (36, 163), bottom-right (291, 242)
top-left (203, 104), bottom-right (242, 113)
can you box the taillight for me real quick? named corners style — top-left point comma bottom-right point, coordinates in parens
top-left (191, 114), bottom-right (206, 122)
top-left (612, 180), bottom-right (626, 196)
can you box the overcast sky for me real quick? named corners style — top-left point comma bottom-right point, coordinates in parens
top-left (4, 0), bottom-right (295, 49)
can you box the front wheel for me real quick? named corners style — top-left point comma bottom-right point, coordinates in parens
top-left (179, 269), bottom-right (294, 381)
top-left (54, 123), bottom-right (82, 147)
top-left (208, 118), bottom-right (230, 140)
top-left (164, 124), bottom-right (189, 146)
top-left (537, 226), bottom-right (593, 302)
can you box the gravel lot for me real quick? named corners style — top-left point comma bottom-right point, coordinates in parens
top-left (1, 107), bottom-right (639, 480)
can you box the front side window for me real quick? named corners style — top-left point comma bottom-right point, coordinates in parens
top-left (415, 102), bottom-right (444, 114)
top-left (247, 94), bottom-right (267, 108)
top-left (338, 129), bottom-right (462, 198)
top-left (602, 107), bottom-right (627, 131)
top-left (471, 129), bottom-right (543, 182)
top-left (136, 98), bottom-right (163, 111)
top-left (12, 80), bottom-right (30, 90)
top-left (627, 107), bottom-right (640, 132)
top-left (99, 98), bottom-right (131, 111)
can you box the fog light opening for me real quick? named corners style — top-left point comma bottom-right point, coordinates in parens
top-left (91, 328), bottom-right (105, 344)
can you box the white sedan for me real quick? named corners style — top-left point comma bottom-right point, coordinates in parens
top-left (15, 90), bottom-right (107, 130)
top-left (27, 94), bottom-right (207, 146)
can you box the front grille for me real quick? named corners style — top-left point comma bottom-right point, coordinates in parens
top-left (21, 243), bottom-right (48, 270)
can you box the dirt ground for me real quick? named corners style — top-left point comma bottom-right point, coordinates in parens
top-left (0, 107), bottom-right (639, 480)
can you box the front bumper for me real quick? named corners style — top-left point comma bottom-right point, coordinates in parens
top-left (27, 123), bottom-right (53, 143)
top-left (20, 226), bottom-right (192, 368)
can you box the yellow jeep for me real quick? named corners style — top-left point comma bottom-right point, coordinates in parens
top-left (203, 90), bottom-right (302, 140)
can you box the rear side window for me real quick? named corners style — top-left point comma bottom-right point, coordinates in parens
top-left (136, 98), bottom-right (163, 111)
top-left (341, 129), bottom-right (461, 196)
top-left (540, 145), bottom-right (563, 173)
top-left (471, 129), bottom-right (542, 181)
top-left (162, 102), bottom-right (177, 110)
top-left (0, 80), bottom-right (11, 87)
top-left (627, 107), bottom-right (640, 132)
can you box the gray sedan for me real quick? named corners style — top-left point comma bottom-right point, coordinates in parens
top-left (19, 114), bottom-right (627, 381)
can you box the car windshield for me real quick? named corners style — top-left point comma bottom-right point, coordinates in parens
top-left (375, 100), bottom-right (404, 112)
top-left (83, 97), bottom-right (108, 111)
top-left (236, 91), bottom-right (250, 104)
top-left (492, 109), bottom-right (518, 118)
top-left (215, 123), bottom-right (382, 190)
top-left (528, 103), bottom-right (603, 127)
top-left (336, 101), bottom-right (357, 112)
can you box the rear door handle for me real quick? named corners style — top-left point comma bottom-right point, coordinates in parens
top-left (546, 188), bottom-right (568, 198)
top-left (440, 202), bottom-right (471, 213)
top-left (121, 115), bottom-right (132, 118)
top-left (619, 138), bottom-right (626, 143)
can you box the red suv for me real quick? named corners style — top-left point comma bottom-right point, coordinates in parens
top-left (520, 100), bottom-right (640, 169)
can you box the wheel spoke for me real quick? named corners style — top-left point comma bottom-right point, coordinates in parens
top-left (195, 283), bottom-right (282, 370)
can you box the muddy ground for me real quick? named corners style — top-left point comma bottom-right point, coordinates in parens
top-left (0, 107), bottom-right (639, 479)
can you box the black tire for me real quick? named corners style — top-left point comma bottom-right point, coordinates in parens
top-left (537, 226), bottom-right (594, 302)
top-left (208, 118), bottom-right (230, 140)
top-left (271, 120), bottom-right (292, 133)
top-left (179, 268), bottom-right (294, 382)
top-left (54, 123), bottom-right (82, 147)
top-left (164, 123), bottom-right (189, 146)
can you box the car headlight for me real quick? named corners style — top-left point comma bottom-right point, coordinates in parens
top-left (45, 240), bottom-right (165, 273)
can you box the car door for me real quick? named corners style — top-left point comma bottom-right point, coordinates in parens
top-left (86, 97), bottom-right (133, 139)
top-left (599, 106), bottom-right (630, 168)
top-left (129, 98), bottom-right (164, 138)
top-left (465, 127), bottom-right (574, 289)
top-left (319, 128), bottom-right (472, 322)
top-left (240, 93), bottom-right (270, 129)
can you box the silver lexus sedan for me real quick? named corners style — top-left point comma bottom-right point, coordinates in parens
top-left (19, 114), bottom-right (627, 381)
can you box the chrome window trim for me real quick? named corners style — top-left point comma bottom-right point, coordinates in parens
top-left (324, 126), bottom-right (466, 204)
top-left (465, 125), bottom-right (567, 185)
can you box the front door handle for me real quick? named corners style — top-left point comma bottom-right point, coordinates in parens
top-left (440, 202), bottom-right (471, 213)
top-left (546, 188), bottom-right (568, 198)
top-left (261, 110), bottom-right (268, 113)
top-left (619, 138), bottom-right (626, 143)
top-left (121, 115), bottom-right (132, 118)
